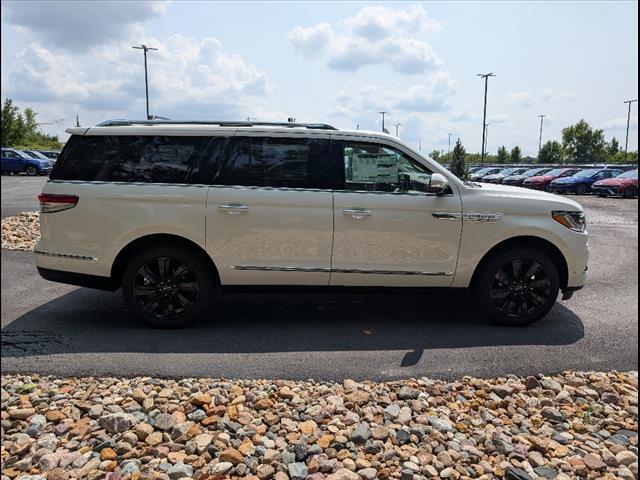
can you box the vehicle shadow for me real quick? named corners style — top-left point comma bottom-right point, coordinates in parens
top-left (1, 287), bottom-right (585, 367)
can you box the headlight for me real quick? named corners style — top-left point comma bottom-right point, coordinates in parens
top-left (552, 211), bottom-right (586, 232)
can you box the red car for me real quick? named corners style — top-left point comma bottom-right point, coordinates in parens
top-left (522, 167), bottom-right (581, 191)
top-left (592, 169), bottom-right (638, 198)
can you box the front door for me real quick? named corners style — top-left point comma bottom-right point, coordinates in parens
top-left (331, 140), bottom-right (463, 287)
top-left (206, 134), bottom-right (335, 285)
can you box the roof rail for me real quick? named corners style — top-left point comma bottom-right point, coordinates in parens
top-left (95, 119), bottom-right (337, 130)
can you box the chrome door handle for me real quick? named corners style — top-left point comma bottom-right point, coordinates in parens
top-left (343, 208), bottom-right (372, 219)
top-left (219, 204), bottom-right (248, 214)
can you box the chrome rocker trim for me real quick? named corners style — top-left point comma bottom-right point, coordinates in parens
top-left (34, 250), bottom-right (98, 261)
top-left (232, 265), bottom-right (452, 276)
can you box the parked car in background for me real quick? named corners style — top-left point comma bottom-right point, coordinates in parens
top-left (1, 148), bottom-right (54, 176)
top-left (502, 167), bottom-right (553, 187)
top-left (481, 167), bottom-right (529, 184)
top-left (549, 168), bottom-right (623, 195)
top-left (23, 149), bottom-right (54, 161)
top-left (38, 150), bottom-right (61, 161)
top-left (469, 167), bottom-right (503, 182)
top-left (592, 169), bottom-right (638, 198)
top-left (468, 166), bottom-right (484, 174)
top-left (523, 168), bottom-right (582, 191)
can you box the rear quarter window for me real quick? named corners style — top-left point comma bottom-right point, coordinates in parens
top-left (51, 135), bottom-right (226, 184)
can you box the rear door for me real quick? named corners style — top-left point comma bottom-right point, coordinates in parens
top-left (205, 133), bottom-right (335, 285)
top-left (330, 138), bottom-right (463, 287)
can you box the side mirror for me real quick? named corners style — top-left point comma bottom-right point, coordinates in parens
top-left (429, 173), bottom-right (450, 195)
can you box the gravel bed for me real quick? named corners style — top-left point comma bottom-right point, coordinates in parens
top-left (1, 372), bottom-right (637, 480)
top-left (1, 212), bottom-right (40, 251)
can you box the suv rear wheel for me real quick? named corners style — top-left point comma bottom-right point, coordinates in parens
top-left (473, 247), bottom-right (560, 326)
top-left (122, 246), bottom-right (216, 328)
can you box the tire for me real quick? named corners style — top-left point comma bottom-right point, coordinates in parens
top-left (25, 166), bottom-right (38, 176)
top-left (122, 246), bottom-right (217, 328)
top-left (575, 184), bottom-right (588, 195)
top-left (623, 186), bottom-right (637, 199)
top-left (472, 247), bottom-right (560, 326)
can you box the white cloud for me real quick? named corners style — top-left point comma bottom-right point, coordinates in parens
top-left (602, 116), bottom-right (638, 130)
top-left (2, 33), bottom-right (271, 122)
top-left (289, 4), bottom-right (443, 75)
top-left (329, 72), bottom-right (457, 118)
top-left (4, 1), bottom-right (170, 51)
top-left (342, 4), bottom-right (443, 40)
top-left (506, 92), bottom-right (533, 107)
top-left (288, 23), bottom-right (334, 55)
top-left (542, 89), bottom-right (576, 101)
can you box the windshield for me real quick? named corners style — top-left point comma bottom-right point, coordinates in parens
top-left (544, 168), bottom-right (569, 177)
top-left (523, 168), bottom-right (550, 177)
top-left (573, 169), bottom-right (600, 178)
top-left (14, 150), bottom-right (32, 159)
top-left (25, 150), bottom-right (49, 160)
top-left (497, 168), bottom-right (518, 176)
top-left (473, 167), bottom-right (495, 175)
top-left (618, 170), bottom-right (638, 179)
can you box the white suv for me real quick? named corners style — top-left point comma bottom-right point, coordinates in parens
top-left (36, 120), bottom-right (588, 327)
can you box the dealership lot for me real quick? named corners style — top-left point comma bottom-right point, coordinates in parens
top-left (1, 175), bottom-right (637, 380)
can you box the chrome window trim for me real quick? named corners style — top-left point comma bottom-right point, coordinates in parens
top-left (232, 265), bottom-right (452, 276)
top-left (34, 250), bottom-right (98, 261)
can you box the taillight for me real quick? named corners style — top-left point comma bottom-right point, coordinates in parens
top-left (38, 194), bottom-right (79, 213)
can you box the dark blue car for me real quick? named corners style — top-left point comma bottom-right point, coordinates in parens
top-left (549, 168), bottom-right (622, 195)
top-left (1, 148), bottom-right (54, 176)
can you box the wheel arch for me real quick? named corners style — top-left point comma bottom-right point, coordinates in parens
top-left (110, 233), bottom-right (220, 289)
top-left (470, 235), bottom-right (569, 290)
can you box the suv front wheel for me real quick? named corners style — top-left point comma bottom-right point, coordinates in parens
top-left (473, 247), bottom-right (560, 326)
top-left (122, 246), bottom-right (216, 328)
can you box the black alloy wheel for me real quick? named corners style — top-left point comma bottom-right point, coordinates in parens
top-left (474, 247), bottom-right (560, 326)
top-left (123, 246), bottom-right (216, 328)
top-left (490, 258), bottom-right (552, 320)
top-left (133, 256), bottom-right (200, 320)
top-left (25, 166), bottom-right (38, 176)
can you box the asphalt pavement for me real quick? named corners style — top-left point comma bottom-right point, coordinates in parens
top-left (1, 175), bottom-right (637, 380)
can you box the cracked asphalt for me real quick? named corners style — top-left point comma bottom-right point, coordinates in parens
top-left (1, 176), bottom-right (637, 380)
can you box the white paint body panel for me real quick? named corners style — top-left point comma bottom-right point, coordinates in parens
top-left (36, 124), bottom-right (589, 292)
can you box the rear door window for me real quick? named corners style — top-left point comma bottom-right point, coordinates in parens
top-left (216, 137), bottom-right (331, 189)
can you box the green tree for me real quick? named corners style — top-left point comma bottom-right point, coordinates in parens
top-left (608, 137), bottom-right (621, 157)
top-left (510, 146), bottom-right (522, 163)
top-left (609, 151), bottom-right (639, 164)
top-left (561, 119), bottom-right (607, 163)
top-left (449, 139), bottom-right (468, 180)
top-left (0, 98), bottom-right (61, 149)
top-left (496, 146), bottom-right (509, 164)
top-left (429, 150), bottom-right (441, 162)
top-left (538, 140), bottom-right (564, 164)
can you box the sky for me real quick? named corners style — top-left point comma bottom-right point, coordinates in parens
top-left (1, 1), bottom-right (638, 155)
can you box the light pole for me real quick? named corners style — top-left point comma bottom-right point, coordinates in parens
top-left (624, 99), bottom-right (638, 162)
top-left (538, 114), bottom-right (548, 157)
top-left (477, 73), bottom-right (496, 165)
top-left (379, 111), bottom-right (388, 132)
top-left (132, 44), bottom-right (158, 120)
top-left (448, 133), bottom-right (452, 156)
top-left (393, 123), bottom-right (402, 137)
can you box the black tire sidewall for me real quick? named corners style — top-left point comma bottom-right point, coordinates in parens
top-left (26, 166), bottom-right (37, 176)
top-left (575, 184), bottom-right (588, 195)
top-left (122, 246), bottom-right (217, 328)
top-left (623, 186), bottom-right (637, 199)
top-left (473, 247), bottom-right (560, 327)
